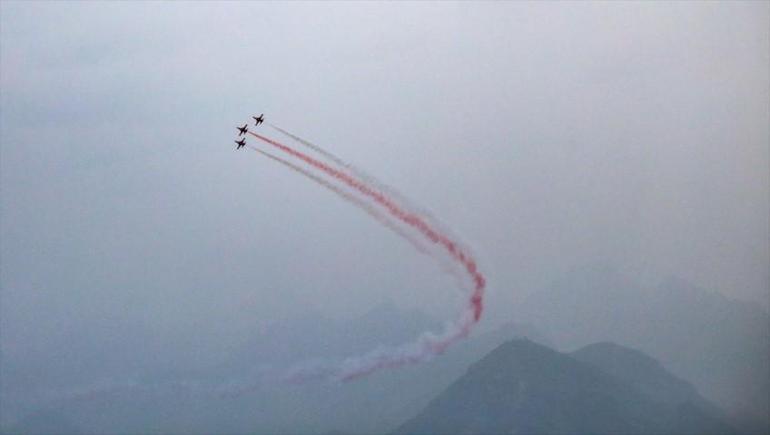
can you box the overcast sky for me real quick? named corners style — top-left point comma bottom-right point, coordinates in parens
top-left (1, 2), bottom-right (768, 362)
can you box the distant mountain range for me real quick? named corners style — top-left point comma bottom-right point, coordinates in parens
top-left (396, 339), bottom-right (735, 434)
top-left (518, 265), bottom-right (769, 430)
top-left (6, 272), bottom-right (767, 435)
top-left (4, 303), bottom-right (547, 434)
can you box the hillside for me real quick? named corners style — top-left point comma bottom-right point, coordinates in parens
top-left (518, 266), bottom-right (769, 428)
top-left (396, 339), bottom-right (735, 434)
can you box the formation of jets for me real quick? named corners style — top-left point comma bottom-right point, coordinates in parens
top-left (232, 114), bottom-right (264, 150)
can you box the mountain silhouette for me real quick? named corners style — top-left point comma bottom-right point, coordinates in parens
top-left (519, 266), bottom-right (769, 429)
top-left (396, 339), bottom-right (734, 434)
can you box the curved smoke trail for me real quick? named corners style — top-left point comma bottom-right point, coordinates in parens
top-left (269, 124), bottom-right (445, 226)
top-left (32, 130), bottom-right (486, 403)
top-left (269, 124), bottom-right (474, 292)
top-left (248, 131), bottom-right (485, 382)
top-left (249, 146), bottom-right (434, 257)
top-left (269, 124), bottom-right (470, 261)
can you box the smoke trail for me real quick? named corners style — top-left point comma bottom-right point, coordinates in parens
top-left (269, 124), bottom-right (473, 291)
top-left (30, 132), bottom-right (486, 403)
top-left (248, 131), bottom-right (484, 319)
top-left (252, 145), bottom-right (463, 286)
top-left (269, 124), bottom-right (349, 169)
top-left (247, 131), bottom-right (485, 381)
top-left (269, 125), bottom-right (466, 244)
top-left (27, 133), bottom-right (485, 403)
top-left (248, 145), bottom-right (433, 257)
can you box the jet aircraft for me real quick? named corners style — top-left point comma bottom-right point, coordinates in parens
top-left (235, 138), bottom-right (246, 149)
top-left (253, 114), bottom-right (264, 126)
top-left (237, 124), bottom-right (248, 136)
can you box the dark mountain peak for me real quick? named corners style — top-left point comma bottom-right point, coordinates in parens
top-left (396, 340), bottom-right (734, 434)
top-left (473, 338), bottom-right (560, 370)
top-left (485, 337), bottom-right (548, 356)
top-left (398, 339), bottom-right (656, 434)
top-left (458, 338), bottom-right (613, 400)
top-left (520, 267), bottom-right (770, 428)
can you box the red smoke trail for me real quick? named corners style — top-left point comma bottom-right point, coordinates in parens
top-left (269, 124), bottom-right (464, 255)
top-left (248, 132), bottom-right (485, 371)
top-left (248, 131), bottom-right (485, 320)
top-left (269, 124), bottom-right (349, 169)
top-left (248, 146), bottom-right (432, 257)
top-left (270, 124), bottom-right (469, 289)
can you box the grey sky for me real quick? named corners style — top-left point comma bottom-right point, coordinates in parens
top-left (1, 2), bottom-right (768, 363)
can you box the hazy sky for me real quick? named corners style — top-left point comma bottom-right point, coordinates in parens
top-left (1, 2), bottom-right (768, 362)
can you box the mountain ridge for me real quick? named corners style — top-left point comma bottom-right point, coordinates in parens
top-left (396, 339), bottom-right (735, 434)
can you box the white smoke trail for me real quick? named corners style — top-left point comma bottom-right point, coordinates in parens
top-left (269, 123), bottom-right (476, 292)
top-left (248, 131), bottom-right (486, 387)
